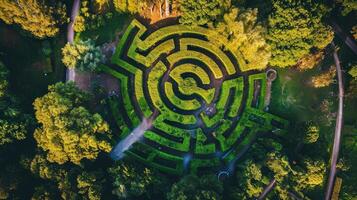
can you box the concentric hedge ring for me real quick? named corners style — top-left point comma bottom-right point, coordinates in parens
top-left (103, 18), bottom-right (288, 174)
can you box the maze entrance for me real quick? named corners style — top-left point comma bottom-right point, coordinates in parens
top-left (102, 18), bottom-right (288, 174)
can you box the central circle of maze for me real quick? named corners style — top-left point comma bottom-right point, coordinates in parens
top-left (103, 19), bottom-right (288, 174)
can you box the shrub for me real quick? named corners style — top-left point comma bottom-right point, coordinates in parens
top-left (62, 39), bottom-right (104, 72)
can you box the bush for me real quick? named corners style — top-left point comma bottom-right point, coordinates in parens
top-left (62, 39), bottom-right (104, 72)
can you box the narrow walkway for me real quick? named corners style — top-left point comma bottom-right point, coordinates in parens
top-left (257, 179), bottom-right (276, 200)
top-left (325, 43), bottom-right (344, 200)
top-left (66, 0), bottom-right (81, 82)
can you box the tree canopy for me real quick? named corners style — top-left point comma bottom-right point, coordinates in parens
top-left (167, 174), bottom-right (223, 200)
top-left (113, 0), bottom-right (151, 14)
top-left (178, 0), bottom-right (230, 26)
top-left (208, 8), bottom-right (271, 71)
top-left (108, 161), bottom-right (169, 199)
top-left (62, 39), bottom-right (104, 72)
top-left (267, 0), bottom-right (334, 68)
top-left (33, 82), bottom-right (112, 164)
top-left (0, 62), bottom-right (31, 146)
top-left (0, 0), bottom-right (59, 38)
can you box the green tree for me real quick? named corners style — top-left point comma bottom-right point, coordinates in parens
top-left (108, 161), bottom-right (169, 199)
top-left (30, 153), bottom-right (108, 200)
top-left (233, 161), bottom-right (268, 199)
top-left (294, 159), bottom-right (326, 191)
top-left (337, 0), bottom-right (357, 15)
top-left (0, 62), bottom-right (31, 146)
top-left (267, 0), bottom-right (334, 68)
top-left (0, 62), bottom-right (8, 98)
top-left (178, 0), bottom-right (230, 26)
top-left (304, 122), bottom-right (320, 144)
top-left (33, 82), bottom-right (112, 164)
top-left (77, 171), bottom-right (105, 200)
top-left (0, 0), bottom-right (59, 38)
top-left (113, 0), bottom-right (150, 14)
top-left (208, 8), bottom-right (271, 71)
top-left (348, 65), bottom-right (357, 79)
top-left (167, 174), bottom-right (223, 200)
top-left (62, 39), bottom-right (104, 72)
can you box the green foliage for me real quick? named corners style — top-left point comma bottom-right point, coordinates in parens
top-left (208, 8), bottom-right (271, 71)
top-left (338, 0), bottom-right (357, 15)
top-left (77, 171), bottom-right (105, 200)
top-left (62, 39), bottom-right (104, 72)
top-left (108, 162), bottom-right (169, 199)
top-left (0, 62), bottom-right (31, 146)
top-left (234, 161), bottom-right (266, 199)
top-left (0, 163), bottom-right (30, 200)
top-left (33, 82), bottom-right (112, 164)
top-left (113, 0), bottom-right (150, 14)
top-left (304, 122), bottom-right (320, 144)
top-left (30, 153), bottom-right (108, 200)
top-left (0, 62), bottom-right (8, 98)
top-left (178, 0), bottom-right (230, 25)
top-left (266, 152), bottom-right (292, 182)
top-left (348, 65), bottom-right (357, 79)
top-left (294, 159), bottom-right (326, 190)
top-left (0, 0), bottom-right (59, 38)
top-left (74, 0), bottom-right (114, 33)
top-left (167, 174), bottom-right (223, 200)
top-left (267, 0), bottom-right (334, 68)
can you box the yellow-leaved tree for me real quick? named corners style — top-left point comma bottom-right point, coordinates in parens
top-left (33, 82), bottom-right (112, 165)
top-left (0, 0), bottom-right (59, 38)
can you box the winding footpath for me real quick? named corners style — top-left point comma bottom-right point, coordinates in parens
top-left (66, 0), bottom-right (81, 81)
top-left (325, 43), bottom-right (344, 200)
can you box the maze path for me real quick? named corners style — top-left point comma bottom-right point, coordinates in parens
top-left (102, 18), bottom-right (288, 174)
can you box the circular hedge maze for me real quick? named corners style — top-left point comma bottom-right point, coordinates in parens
top-left (102, 18), bottom-right (288, 174)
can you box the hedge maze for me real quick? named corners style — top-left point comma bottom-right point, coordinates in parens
top-left (102, 18), bottom-right (288, 174)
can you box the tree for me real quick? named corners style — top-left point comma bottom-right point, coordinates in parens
top-left (0, 62), bottom-right (8, 98)
top-left (296, 51), bottom-right (325, 71)
top-left (266, 152), bottom-right (292, 182)
top-left (178, 0), bottom-right (230, 26)
top-left (348, 65), bottom-right (357, 79)
top-left (294, 159), bottom-right (326, 191)
top-left (30, 153), bottom-right (109, 200)
top-left (311, 67), bottom-right (336, 88)
top-left (267, 0), bottom-right (334, 68)
top-left (113, 0), bottom-right (150, 14)
top-left (0, 0), bottom-right (59, 38)
top-left (33, 82), bottom-right (112, 164)
top-left (337, 0), bottom-right (357, 16)
top-left (233, 160), bottom-right (267, 199)
top-left (207, 8), bottom-right (271, 71)
top-left (108, 161), bottom-right (169, 199)
top-left (304, 122), bottom-right (320, 144)
top-left (77, 171), bottom-right (105, 200)
top-left (0, 62), bottom-right (31, 146)
top-left (62, 39), bottom-right (104, 72)
top-left (167, 174), bottom-right (223, 200)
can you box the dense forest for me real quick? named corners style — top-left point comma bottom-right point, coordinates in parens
top-left (0, 0), bottom-right (356, 199)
